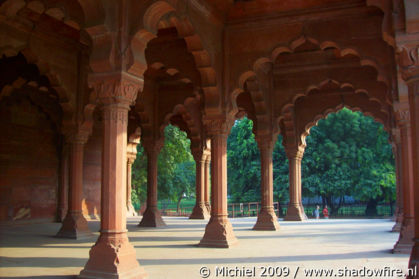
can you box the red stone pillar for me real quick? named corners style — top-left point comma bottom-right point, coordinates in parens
top-left (392, 134), bottom-right (404, 232)
top-left (190, 149), bottom-right (210, 219)
top-left (199, 123), bottom-right (238, 247)
top-left (204, 153), bottom-right (211, 212)
top-left (253, 135), bottom-right (280, 230)
top-left (394, 105), bottom-right (415, 253)
top-left (79, 74), bottom-right (146, 279)
top-left (408, 79), bottom-right (419, 277)
top-left (127, 142), bottom-right (138, 217)
top-left (56, 133), bottom-right (91, 239)
top-left (57, 143), bottom-right (69, 222)
top-left (284, 146), bottom-right (307, 221)
top-left (138, 139), bottom-right (166, 227)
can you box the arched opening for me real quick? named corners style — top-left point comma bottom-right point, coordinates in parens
top-left (227, 117), bottom-right (289, 218)
top-left (302, 107), bottom-right (395, 218)
top-left (0, 54), bottom-right (63, 223)
top-left (132, 124), bottom-right (195, 216)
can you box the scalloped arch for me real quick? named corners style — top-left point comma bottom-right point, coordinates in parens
top-left (232, 35), bottom-right (390, 126)
top-left (0, 0), bottom-right (87, 30)
top-left (0, 49), bottom-right (74, 128)
top-left (129, 0), bottom-right (219, 115)
top-left (301, 102), bottom-right (390, 147)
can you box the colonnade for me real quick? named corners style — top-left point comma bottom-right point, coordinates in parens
top-left (52, 76), bottom-right (419, 279)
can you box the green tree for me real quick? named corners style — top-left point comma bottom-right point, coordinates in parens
top-left (302, 108), bottom-right (395, 215)
top-left (131, 125), bottom-right (195, 211)
top-left (227, 118), bottom-right (260, 202)
top-left (273, 135), bottom-right (289, 215)
top-left (227, 118), bottom-right (289, 207)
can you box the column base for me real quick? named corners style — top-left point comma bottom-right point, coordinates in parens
top-left (79, 232), bottom-right (146, 279)
top-left (189, 202), bottom-right (210, 219)
top-left (138, 207), bottom-right (166, 227)
top-left (57, 207), bottom-right (67, 222)
top-left (56, 211), bottom-right (92, 239)
top-left (253, 208), bottom-right (280, 231)
top-left (393, 217), bottom-right (415, 254)
top-left (127, 203), bottom-right (138, 217)
top-left (199, 216), bottom-right (238, 248)
top-left (205, 202), bottom-right (211, 213)
top-left (392, 212), bottom-right (403, 232)
top-left (284, 204), bottom-right (307, 221)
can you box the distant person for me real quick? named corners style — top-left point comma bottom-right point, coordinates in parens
top-left (323, 205), bottom-right (329, 219)
top-left (313, 205), bottom-right (320, 219)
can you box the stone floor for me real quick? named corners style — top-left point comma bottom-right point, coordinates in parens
top-left (0, 217), bottom-right (410, 279)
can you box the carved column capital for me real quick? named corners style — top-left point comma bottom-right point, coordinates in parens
top-left (285, 145), bottom-right (305, 161)
top-left (89, 72), bottom-right (142, 107)
top-left (141, 137), bottom-right (164, 157)
top-left (191, 146), bottom-right (205, 163)
top-left (396, 34), bottom-right (419, 83)
top-left (204, 116), bottom-right (233, 137)
top-left (64, 129), bottom-right (90, 145)
top-left (255, 133), bottom-right (276, 153)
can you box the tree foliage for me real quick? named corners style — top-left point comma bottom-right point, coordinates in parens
top-left (132, 109), bottom-right (395, 216)
top-left (131, 125), bottom-right (195, 210)
top-left (226, 109), bottom-right (395, 216)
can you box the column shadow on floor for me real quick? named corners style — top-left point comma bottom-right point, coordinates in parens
top-left (139, 249), bottom-right (401, 266)
top-left (1, 276), bottom-right (76, 279)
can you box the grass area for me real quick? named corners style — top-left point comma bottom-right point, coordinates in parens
top-left (158, 199), bottom-right (195, 210)
top-left (136, 199), bottom-right (394, 218)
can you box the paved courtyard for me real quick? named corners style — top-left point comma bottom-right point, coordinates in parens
top-left (0, 217), bottom-right (410, 278)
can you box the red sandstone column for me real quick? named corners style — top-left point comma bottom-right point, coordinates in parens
top-left (56, 133), bottom-right (91, 239)
top-left (284, 146), bottom-right (307, 221)
top-left (253, 135), bottom-right (280, 230)
top-left (138, 139), bottom-right (166, 227)
top-left (392, 136), bottom-right (404, 232)
top-left (58, 143), bottom-right (69, 222)
top-left (394, 107), bottom-right (415, 253)
top-left (204, 153), bottom-right (211, 212)
top-left (408, 79), bottom-right (419, 277)
top-left (199, 124), bottom-right (238, 247)
top-left (190, 150), bottom-right (210, 219)
top-left (127, 142), bottom-right (138, 217)
top-left (79, 74), bottom-right (146, 279)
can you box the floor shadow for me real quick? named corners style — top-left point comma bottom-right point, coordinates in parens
top-left (135, 243), bottom-right (198, 249)
top-left (0, 234), bottom-right (96, 248)
top-left (129, 236), bottom-right (201, 242)
top-left (139, 249), bottom-right (402, 266)
top-left (0, 256), bottom-right (87, 268)
top-left (128, 223), bottom-right (207, 230)
top-left (1, 276), bottom-right (76, 279)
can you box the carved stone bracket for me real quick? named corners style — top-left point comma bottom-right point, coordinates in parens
top-left (284, 145), bottom-right (305, 161)
top-left (89, 71), bottom-right (143, 106)
top-left (64, 129), bottom-right (91, 145)
top-left (141, 137), bottom-right (164, 157)
top-left (204, 116), bottom-right (234, 137)
top-left (127, 142), bottom-right (139, 165)
top-left (255, 133), bottom-right (276, 153)
top-left (396, 34), bottom-right (419, 83)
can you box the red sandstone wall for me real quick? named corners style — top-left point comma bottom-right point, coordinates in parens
top-left (82, 119), bottom-right (102, 219)
top-left (0, 97), bottom-right (60, 222)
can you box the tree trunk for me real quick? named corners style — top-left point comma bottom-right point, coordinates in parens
top-left (277, 202), bottom-right (283, 217)
top-left (365, 198), bottom-right (378, 216)
top-left (176, 193), bottom-right (184, 213)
